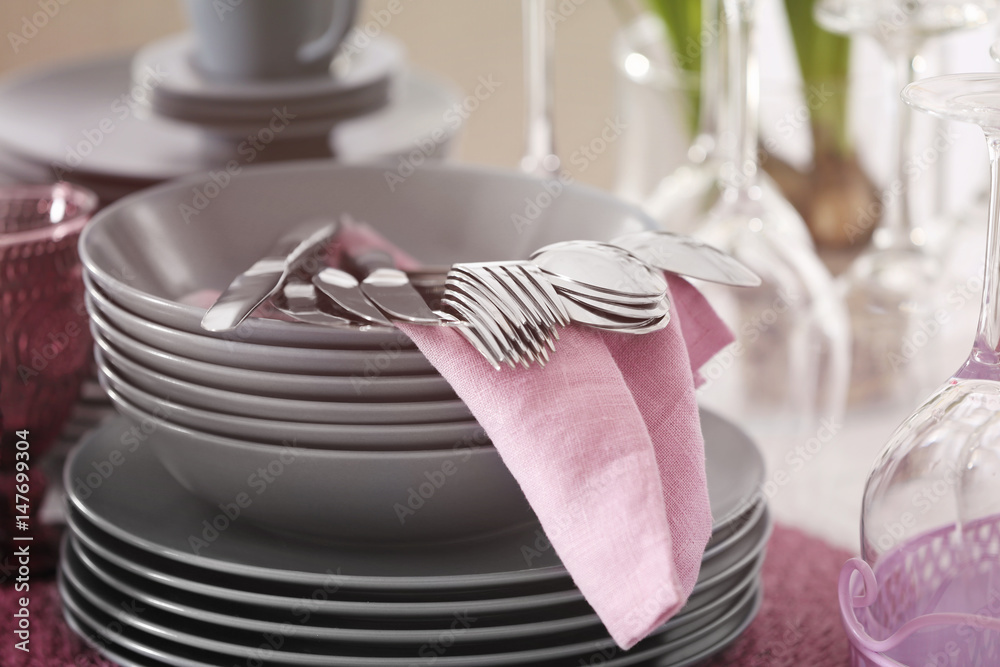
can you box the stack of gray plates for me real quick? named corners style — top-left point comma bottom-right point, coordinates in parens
top-left (61, 409), bottom-right (768, 667)
top-left (69, 161), bottom-right (769, 664)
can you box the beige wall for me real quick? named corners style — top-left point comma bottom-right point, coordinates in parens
top-left (0, 0), bottom-right (625, 190)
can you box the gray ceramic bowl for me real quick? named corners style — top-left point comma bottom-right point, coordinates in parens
top-left (101, 370), bottom-right (484, 451)
top-left (94, 345), bottom-right (472, 425)
top-left (89, 320), bottom-right (457, 402)
top-left (85, 282), bottom-right (434, 376)
top-left (108, 393), bottom-right (535, 543)
top-left (78, 162), bottom-right (650, 347)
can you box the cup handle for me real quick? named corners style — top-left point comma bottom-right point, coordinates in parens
top-left (297, 0), bottom-right (357, 70)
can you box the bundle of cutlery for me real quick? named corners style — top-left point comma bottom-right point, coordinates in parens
top-left (200, 216), bottom-right (759, 369)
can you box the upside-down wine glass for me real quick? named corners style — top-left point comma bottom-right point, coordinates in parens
top-left (815, 0), bottom-right (997, 410)
top-left (521, 0), bottom-right (561, 179)
top-left (641, 0), bottom-right (726, 233)
top-left (839, 71), bottom-right (1000, 667)
top-left (692, 0), bottom-right (850, 453)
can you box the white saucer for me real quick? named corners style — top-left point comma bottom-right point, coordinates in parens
top-left (133, 33), bottom-right (400, 130)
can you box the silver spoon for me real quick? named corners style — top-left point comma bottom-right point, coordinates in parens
top-left (610, 230), bottom-right (761, 287)
top-left (530, 241), bottom-right (668, 299)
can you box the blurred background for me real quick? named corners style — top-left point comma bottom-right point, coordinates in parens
top-left (0, 0), bottom-right (995, 206)
top-left (0, 0), bottom-right (625, 189)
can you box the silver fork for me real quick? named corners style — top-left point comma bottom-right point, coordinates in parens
top-left (441, 261), bottom-right (573, 369)
top-left (456, 265), bottom-right (555, 358)
top-left (445, 275), bottom-right (536, 368)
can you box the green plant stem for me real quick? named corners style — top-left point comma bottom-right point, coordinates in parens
top-left (782, 0), bottom-right (852, 155)
top-left (646, 0), bottom-right (702, 136)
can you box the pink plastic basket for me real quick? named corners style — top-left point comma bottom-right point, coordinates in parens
top-left (840, 514), bottom-right (1000, 666)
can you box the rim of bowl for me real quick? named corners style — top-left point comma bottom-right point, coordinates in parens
top-left (78, 160), bottom-right (654, 318)
top-left (0, 182), bottom-right (99, 248)
top-left (112, 387), bottom-right (494, 459)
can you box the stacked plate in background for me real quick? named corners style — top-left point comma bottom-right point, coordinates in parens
top-left (60, 409), bottom-right (768, 667)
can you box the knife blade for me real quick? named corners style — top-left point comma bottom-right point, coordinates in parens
top-left (347, 250), bottom-right (441, 325)
top-left (312, 267), bottom-right (393, 326)
top-left (272, 279), bottom-right (358, 328)
top-left (201, 222), bottom-right (339, 332)
top-left (610, 231), bottom-right (761, 287)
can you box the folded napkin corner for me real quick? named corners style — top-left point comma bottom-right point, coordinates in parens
top-left (398, 273), bottom-right (732, 649)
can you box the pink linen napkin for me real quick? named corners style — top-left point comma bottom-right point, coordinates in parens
top-left (398, 275), bottom-right (732, 650)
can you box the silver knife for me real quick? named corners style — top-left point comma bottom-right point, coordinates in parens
top-left (201, 222), bottom-right (339, 332)
top-left (272, 279), bottom-right (359, 328)
top-left (610, 231), bottom-right (761, 287)
top-left (312, 267), bottom-right (393, 326)
top-left (347, 250), bottom-right (441, 325)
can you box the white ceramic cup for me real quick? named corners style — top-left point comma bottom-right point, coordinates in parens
top-left (184, 0), bottom-right (358, 81)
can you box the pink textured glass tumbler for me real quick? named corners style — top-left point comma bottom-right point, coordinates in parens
top-left (1, 183), bottom-right (98, 456)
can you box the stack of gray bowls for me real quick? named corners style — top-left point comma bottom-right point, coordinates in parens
top-left (77, 161), bottom-right (654, 545)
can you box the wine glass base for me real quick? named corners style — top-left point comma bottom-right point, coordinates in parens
top-left (905, 73), bottom-right (1000, 129)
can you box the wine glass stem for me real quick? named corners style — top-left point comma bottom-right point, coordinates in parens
top-left (522, 0), bottom-right (560, 178)
top-left (721, 0), bottom-right (758, 194)
top-left (877, 47), bottom-right (921, 250)
top-left (967, 134), bottom-right (1000, 371)
top-left (694, 0), bottom-right (721, 156)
